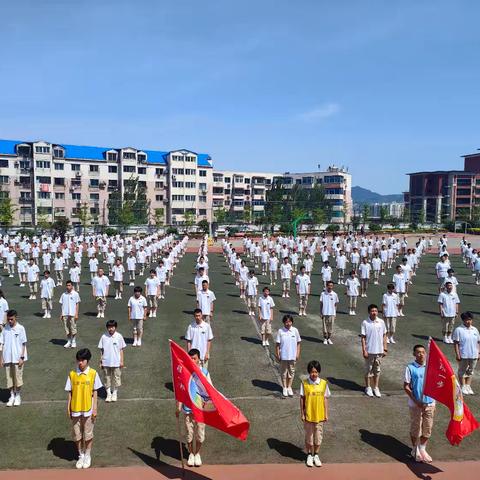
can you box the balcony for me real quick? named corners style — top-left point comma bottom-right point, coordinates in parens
top-left (19, 198), bottom-right (33, 204)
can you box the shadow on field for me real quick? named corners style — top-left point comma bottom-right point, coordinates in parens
top-left (130, 445), bottom-right (212, 480)
top-left (150, 436), bottom-right (188, 461)
top-left (411, 334), bottom-right (443, 343)
top-left (0, 388), bottom-right (10, 403)
top-left (47, 437), bottom-right (77, 462)
top-left (182, 310), bottom-right (194, 315)
top-left (232, 309), bottom-right (248, 315)
top-left (241, 336), bottom-right (262, 345)
top-left (84, 311), bottom-right (99, 317)
top-left (252, 379), bottom-right (282, 393)
top-left (266, 438), bottom-right (305, 461)
top-left (359, 429), bottom-right (443, 479)
top-left (421, 310), bottom-right (439, 317)
top-left (328, 377), bottom-right (364, 392)
top-left (49, 338), bottom-right (67, 346)
top-left (279, 309), bottom-right (297, 315)
top-left (301, 335), bottom-right (322, 344)
top-left (418, 292), bottom-right (437, 297)
top-left (164, 382), bottom-right (174, 392)
top-left (33, 312), bottom-right (44, 318)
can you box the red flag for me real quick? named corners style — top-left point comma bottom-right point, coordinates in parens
top-left (424, 339), bottom-right (479, 445)
top-left (169, 340), bottom-right (250, 441)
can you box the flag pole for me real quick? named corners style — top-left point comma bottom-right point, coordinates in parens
top-left (169, 340), bottom-right (186, 474)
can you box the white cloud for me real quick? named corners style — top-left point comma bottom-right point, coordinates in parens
top-left (297, 103), bottom-right (340, 122)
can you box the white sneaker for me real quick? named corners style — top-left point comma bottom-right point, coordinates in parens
top-left (468, 385), bottom-right (474, 395)
top-left (443, 335), bottom-right (449, 343)
top-left (262, 340), bottom-right (266, 346)
top-left (265, 339), bottom-right (269, 346)
top-left (365, 387), bottom-right (374, 397)
top-left (187, 453), bottom-right (195, 467)
top-left (132, 339), bottom-right (137, 347)
top-left (287, 387), bottom-right (294, 397)
top-left (448, 336), bottom-right (453, 344)
top-left (313, 454), bottom-right (322, 467)
top-left (462, 385), bottom-right (469, 395)
top-left (282, 387), bottom-right (288, 397)
top-left (373, 387), bottom-right (381, 398)
top-left (112, 391), bottom-right (117, 402)
top-left (76, 453), bottom-right (85, 469)
top-left (137, 339), bottom-right (142, 346)
top-left (106, 392), bottom-right (112, 402)
top-left (286, 294), bottom-right (290, 298)
top-left (82, 454), bottom-right (91, 469)
top-left (64, 340), bottom-right (72, 349)
top-left (306, 454), bottom-right (314, 467)
top-left (42, 312), bottom-right (48, 319)
top-left (327, 338), bottom-right (333, 345)
top-left (71, 340), bottom-right (77, 348)
top-left (390, 337), bottom-right (396, 344)
top-left (194, 453), bottom-right (202, 466)
top-left (13, 394), bottom-right (21, 406)
top-left (97, 313), bottom-right (101, 318)
top-left (323, 339), bottom-right (328, 345)
top-left (47, 312), bottom-right (51, 318)
top-left (6, 394), bottom-right (14, 407)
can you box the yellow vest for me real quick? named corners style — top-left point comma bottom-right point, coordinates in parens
top-left (69, 368), bottom-right (97, 414)
top-left (303, 378), bottom-right (327, 422)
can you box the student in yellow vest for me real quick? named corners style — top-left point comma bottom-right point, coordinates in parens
top-left (65, 348), bottom-right (103, 470)
top-left (300, 360), bottom-right (330, 468)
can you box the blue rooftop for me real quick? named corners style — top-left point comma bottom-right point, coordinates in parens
top-left (0, 139), bottom-right (212, 167)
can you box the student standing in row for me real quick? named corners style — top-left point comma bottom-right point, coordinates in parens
top-left (40, 270), bottom-right (56, 319)
top-left (345, 270), bottom-right (360, 316)
top-left (0, 310), bottom-right (27, 407)
top-left (59, 281), bottom-right (81, 349)
top-left (98, 320), bottom-right (126, 402)
top-left (92, 269), bottom-right (110, 319)
top-left (276, 314), bottom-right (301, 397)
top-left (66, 348), bottom-right (103, 469)
top-left (295, 265), bottom-right (311, 316)
top-left (185, 309), bottom-right (213, 368)
top-left (300, 360), bottom-right (330, 468)
top-left (127, 286), bottom-right (148, 347)
top-left (382, 283), bottom-right (400, 344)
top-left (246, 270), bottom-right (259, 317)
top-left (320, 281), bottom-right (339, 345)
top-left (258, 287), bottom-right (275, 347)
top-left (437, 281), bottom-right (460, 344)
top-left (196, 280), bottom-right (216, 323)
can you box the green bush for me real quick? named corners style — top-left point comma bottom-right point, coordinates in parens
top-left (166, 226), bottom-right (178, 235)
top-left (368, 223), bottom-right (381, 232)
top-left (326, 224), bottom-right (340, 233)
top-left (104, 227), bottom-right (119, 236)
top-left (197, 220), bottom-right (210, 234)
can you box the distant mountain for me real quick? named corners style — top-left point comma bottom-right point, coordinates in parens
top-left (352, 186), bottom-right (403, 204)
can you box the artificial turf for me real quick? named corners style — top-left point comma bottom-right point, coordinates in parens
top-left (0, 247), bottom-right (479, 469)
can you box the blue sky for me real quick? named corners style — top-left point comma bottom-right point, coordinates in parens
top-left (1, 1), bottom-right (479, 194)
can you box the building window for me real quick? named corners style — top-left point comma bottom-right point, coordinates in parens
top-left (457, 188), bottom-right (471, 196)
top-left (107, 152), bottom-right (117, 161)
top-left (123, 152), bottom-right (136, 160)
top-left (54, 177), bottom-right (65, 186)
top-left (199, 170), bottom-right (207, 177)
top-left (155, 168), bottom-right (164, 176)
top-left (172, 195), bottom-right (185, 201)
top-left (89, 165), bottom-right (99, 173)
top-left (172, 181), bottom-right (184, 188)
top-left (89, 179), bottom-right (99, 188)
top-left (199, 195), bottom-right (207, 203)
top-left (37, 207), bottom-right (52, 214)
top-left (234, 177), bottom-right (244, 183)
top-left (71, 164), bottom-right (80, 171)
top-left (172, 208), bottom-right (184, 214)
top-left (38, 191), bottom-right (51, 199)
top-left (108, 165), bottom-right (117, 173)
top-left (36, 161), bottom-right (51, 169)
top-left (71, 193), bottom-right (81, 200)
top-left (138, 167), bottom-right (146, 175)
top-left (123, 165), bottom-right (135, 173)
top-left (90, 208), bottom-right (99, 215)
top-left (155, 195), bottom-right (164, 201)
top-left (185, 182), bottom-right (196, 188)
top-left (325, 188), bottom-right (344, 195)
top-left (199, 183), bottom-right (207, 190)
top-left (172, 168), bottom-right (185, 175)
top-left (0, 159), bottom-right (8, 168)
top-left (17, 145), bottom-right (31, 157)
top-left (0, 176), bottom-right (8, 184)
top-left (185, 195), bottom-right (196, 201)
top-left (53, 148), bottom-right (64, 158)
top-left (324, 175), bottom-right (344, 183)
top-left (137, 154), bottom-right (146, 162)
top-left (138, 181), bottom-right (146, 188)
top-left (199, 209), bottom-right (207, 215)
top-left (457, 178), bottom-right (472, 186)
top-left (54, 162), bottom-right (64, 170)
top-left (35, 146), bottom-right (50, 154)
top-left (108, 180), bottom-right (118, 188)
top-left (55, 192), bottom-right (65, 200)
top-left (90, 193), bottom-right (100, 200)
top-left (244, 177), bottom-right (250, 184)
top-left (185, 168), bottom-right (196, 175)
top-left (213, 174), bottom-right (223, 182)
top-left (224, 177), bottom-right (231, 183)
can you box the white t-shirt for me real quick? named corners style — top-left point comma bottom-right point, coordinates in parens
top-left (112, 265), bottom-right (125, 281)
top-left (145, 277), bottom-right (160, 296)
top-left (359, 263), bottom-right (372, 279)
top-left (156, 265), bottom-right (168, 282)
top-left (40, 277), bottom-right (56, 299)
top-left (246, 276), bottom-right (259, 296)
top-left (258, 295), bottom-right (275, 320)
top-left (436, 261), bottom-right (449, 278)
top-left (361, 317), bottom-right (386, 355)
top-left (59, 290), bottom-right (81, 316)
top-left (437, 292), bottom-right (460, 317)
top-left (27, 264), bottom-right (40, 282)
top-left (295, 274), bottom-right (311, 295)
top-left (345, 277), bottom-right (360, 296)
top-left (89, 258), bottom-right (99, 272)
top-left (452, 325), bottom-right (480, 359)
top-left (382, 292), bottom-right (399, 317)
top-left (54, 257), bottom-right (65, 270)
top-left (127, 256), bottom-right (137, 271)
top-left (372, 258), bottom-right (382, 271)
top-left (69, 266), bottom-right (81, 283)
top-left (280, 263), bottom-right (292, 279)
top-left (98, 331), bottom-right (126, 367)
top-left (275, 326), bottom-right (301, 361)
top-left (196, 289), bottom-right (216, 315)
top-left (128, 295), bottom-right (148, 319)
top-left (320, 291), bottom-right (339, 315)
top-left (185, 321), bottom-right (213, 360)
top-left (0, 323), bottom-right (28, 363)
top-left (393, 273), bottom-right (406, 293)
top-left (92, 275), bottom-right (111, 296)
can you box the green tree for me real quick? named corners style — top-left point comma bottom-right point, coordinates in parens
top-left (184, 210), bottom-right (195, 228)
top-left (153, 207), bottom-right (165, 227)
top-left (52, 216), bottom-right (70, 242)
top-left (243, 204), bottom-right (252, 224)
top-left (198, 219), bottom-right (209, 234)
top-left (362, 204), bottom-right (370, 224)
top-left (379, 205), bottom-right (388, 225)
top-left (108, 176), bottom-right (150, 226)
top-left (352, 212), bottom-right (361, 231)
top-left (37, 214), bottom-right (52, 233)
top-left (118, 203), bottom-right (135, 227)
top-left (0, 197), bottom-right (17, 228)
top-left (78, 203), bottom-right (92, 235)
top-left (402, 205), bottom-right (411, 224)
top-left (214, 207), bottom-right (228, 223)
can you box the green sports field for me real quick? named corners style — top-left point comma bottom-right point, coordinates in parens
top-left (0, 247), bottom-right (479, 470)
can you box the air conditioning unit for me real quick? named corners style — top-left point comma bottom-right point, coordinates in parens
top-left (75, 171), bottom-right (82, 177)
top-left (14, 162), bottom-right (19, 168)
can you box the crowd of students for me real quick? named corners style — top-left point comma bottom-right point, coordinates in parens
top-left (0, 230), bottom-right (479, 469)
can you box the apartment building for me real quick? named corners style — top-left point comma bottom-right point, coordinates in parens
top-left (0, 139), bottom-right (212, 227)
top-left (211, 166), bottom-right (352, 224)
top-left (406, 152), bottom-right (480, 223)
